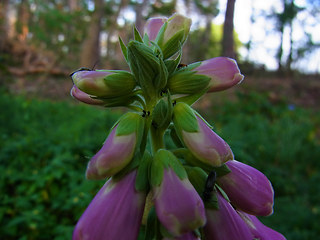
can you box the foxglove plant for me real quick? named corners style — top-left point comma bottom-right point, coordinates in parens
top-left (70, 13), bottom-right (285, 240)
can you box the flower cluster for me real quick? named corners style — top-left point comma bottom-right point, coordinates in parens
top-left (70, 14), bottom-right (286, 240)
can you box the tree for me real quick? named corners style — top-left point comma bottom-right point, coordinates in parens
top-left (222, 0), bottom-right (236, 59)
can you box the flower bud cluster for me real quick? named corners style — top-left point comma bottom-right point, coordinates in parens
top-left (70, 13), bottom-right (285, 240)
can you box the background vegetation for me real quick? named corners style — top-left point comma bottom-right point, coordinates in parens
top-left (0, 0), bottom-right (319, 239)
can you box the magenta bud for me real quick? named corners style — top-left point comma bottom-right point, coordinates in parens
top-left (86, 113), bottom-right (144, 179)
top-left (193, 57), bottom-right (244, 92)
top-left (153, 168), bottom-right (206, 236)
top-left (204, 192), bottom-right (252, 240)
top-left (70, 85), bottom-right (105, 105)
top-left (73, 170), bottom-right (146, 240)
top-left (238, 211), bottom-right (287, 240)
top-left (144, 17), bottom-right (167, 41)
top-left (217, 160), bottom-right (274, 216)
top-left (181, 115), bottom-right (234, 167)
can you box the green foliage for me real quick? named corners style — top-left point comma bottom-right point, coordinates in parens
top-left (1, 91), bottom-right (319, 239)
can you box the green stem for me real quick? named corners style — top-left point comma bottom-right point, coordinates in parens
top-left (150, 126), bottom-right (165, 154)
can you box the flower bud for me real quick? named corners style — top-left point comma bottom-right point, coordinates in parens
top-left (204, 192), bottom-right (252, 240)
top-left (70, 85), bottom-right (105, 105)
top-left (72, 70), bottom-right (136, 97)
top-left (151, 150), bottom-right (206, 236)
top-left (157, 14), bottom-right (192, 59)
top-left (144, 17), bottom-right (167, 41)
top-left (86, 112), bottom-right (144, 179)
top-left (191, 57), bottom-right (244, 92)
top-left (238, 211), bottom-right (287, 240)
top-left (217, 160), bottom-right (274, 216)
top-left (173, 102), bottom-right (234, 167)
top-left (73, 170), bottom-right (146, 240)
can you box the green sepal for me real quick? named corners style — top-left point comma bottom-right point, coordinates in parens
top-left (144, 207), bottom-right (162, 240)
top-left (94, 93), bottom-right (136, 108)
top-left (154, 57), bottom-right (168, 91)
top-left (150, 150), bottom-right (165, 187)
top-left (161, 29), bottom-right (185, 59)
top-left (143, 33), bottom-right (150, 45)
top-left (164, 53), bottom-right (182, 75)
top-left (173, 102), bottom-right (199, 133)
top-left (169, 126), bottom-right (184, 148)
top-left (134, 26), bottom-right (143, 43)
top-left (135, 151), bottom-right (152, 192)
top-left (151, 91), bottom-right (173, 131)
top-left (216, 184), bottom-right (230, 202)
top-left (214, 163), bottom-right (231, 178)
top-left (119, 37), bottom-right (128, 62)
top-left (154, 22), bottom-right (168, 46)
top-left (103, 70), bottom-right (136, 96)
top-left (115, 112), bottom-right (144, 136)
top-left (174, 87), bottom-right (209, 106)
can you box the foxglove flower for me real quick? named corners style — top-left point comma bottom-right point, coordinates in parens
top-left (144, 17), bottom-right (167, 41)
top-left (192, 57), bottom-right (244, 92)
top-left (70, 85), bottom-right (105, 105)
top-left (217, 160), bottom-right (274, 216)
top-left (238, 211), bottom-right (287, 240)
top-left (72, 70), bottom-right (136, 97)
top-left (86, 112), bottom-right (144, 180)
top-left (203, 192), bottom-right (252, 240)
top-left (151, 150), bottom-right (206, 236)
top-left (73, 170), bottom-right (146, 240)
top-left (173, 102), bottom-right (234, 167)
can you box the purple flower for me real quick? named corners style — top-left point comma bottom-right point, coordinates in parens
top-left (70, 85), bottom-right (105, 105)
top-left (73, 170), bottom-right (146, 240)
top-left (204, 192), bottom-right (252, 240)
top-left (238, 211), bottom-right (287, 240)
top-left (86, 112), bottom-right (143, 180)
top-left (180, 114), bottom-right (233, 167)
top-left (144, 17), bottom-right (167, 41)
top-left (217, 160), bottom-right (274, 216)
top-left (72, 70), bottom-right (135, 97)
top-left (153, 168), bottom-right (206, 236)
top-left (193, 57), bottom-right (244, 93)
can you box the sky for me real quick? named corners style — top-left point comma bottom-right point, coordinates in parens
top-left (214, 0), bottom-right (320, 73)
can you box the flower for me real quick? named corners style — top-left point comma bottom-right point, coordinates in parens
top-left (70, 85), bottom-right (105, 105)
top-left (86, 112), bottom-right (144, 180)
top-left (203, 192), bottom-right (252, 240)
top-left (71, 70), bottom-right (136, 98)
top-left (173, 102), bottom-right (234, 167)
top-left (73, 170), bottom-right (146, 240)
top-left (217, 160), bottom-right (274, 216)
top-left (192, 57), bottom-right (244, 92)
top-left (144, 17), bottom-right (167, 41)
top-left (151, 150), bottom-right (206, 236)
top-left (238, 211), bottom-right (287, 240)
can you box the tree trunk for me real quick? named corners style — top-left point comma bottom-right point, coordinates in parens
top-left (0, 0), bottom-right (10, 50)
top-left (222, 0), bottom-right (236, 59)
top-left (80, 0), bottom-right (104, 68)
top-left (135, 0), bottom-right (148, 33)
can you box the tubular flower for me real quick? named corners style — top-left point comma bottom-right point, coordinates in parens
top-left (217, 160), bottom-right (274, 216)
top-left (173, 102), bottom-right (234, 167)
top-left (70, 85), bottom-right (105, 105)
top-left (238, 211), bottom-right (287, 240)
top-left (73, 170), bottom-right (146, 240)
top-left (153, 168), bottom-right (206, 236)
top-left (192, 57), bottom-right (244, 93)
top-left (86, 112), bottom-right (144, 180)
top-left (203, 192), bottom-right (252, 240)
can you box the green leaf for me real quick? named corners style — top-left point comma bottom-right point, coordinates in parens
top-left (134, 26), bottom-right (143, 42)
top-left (119, 37), bottom-right (128, 62)
top-left (173, 102), bottom-right (199, 133)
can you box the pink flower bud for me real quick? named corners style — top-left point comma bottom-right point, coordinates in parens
top-left (182, 115), bottom-right (234, 167)
top-left (193, 57), bottom-right (244, 92)
top-left (144, 17), bottom-right (167, 41)
top-left (153, 168), bottom-right (206, 236)
top-left (73, 170), bottom-right (146, 240)
top-left (86, 113), bottom-right (144, 179)
top-left (70, 85), bottom-right (105, 105)
top-left (204, 192), bottom-right (252, 240)
top-left (217, 160), bottom-right (274, 216)
top-left (238, 211), bottom-right (287, 240)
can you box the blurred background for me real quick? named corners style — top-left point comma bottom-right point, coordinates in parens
top-left (0, 0), bottom-right (319, 239)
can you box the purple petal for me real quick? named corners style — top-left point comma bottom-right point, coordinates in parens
top-left (218, 160), bottom-right (274, 216)
top-left (194, 57), bottom-right (244, 92)
top-left (153, 168), bottom-right (206, 236)
top-left (73, 170), bottom-right (146, 240)
top-left (144, 17), bottom-right (167, 41)
top-left (182, 116), bottom-right (234, 167)
top-left (204, 192), bottom-right (252, 240)
top-left (70, 85), bottom-right (105, 105)
top-left (86, 125), bottom-right (136, 179)
top-left (238, 211), bottom-right (286, 240)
